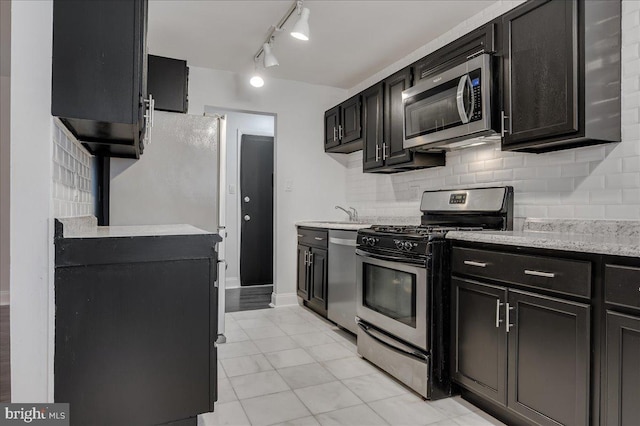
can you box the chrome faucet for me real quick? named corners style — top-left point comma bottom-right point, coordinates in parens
top-left (335, 205), bottom-right (354, 222)
top-left (335, 206), bottom-right (359, 222)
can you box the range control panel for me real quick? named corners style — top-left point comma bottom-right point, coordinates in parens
top-left (449, 193), bottom-right (467, 205)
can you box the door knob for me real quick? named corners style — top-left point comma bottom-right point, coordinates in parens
top-left (244, 196), bottom-right (250, 203)
top-left (244, 215), bottom-right (251, 221)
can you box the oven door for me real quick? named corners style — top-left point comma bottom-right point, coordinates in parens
top-left (403, 53), bottom-right (492, 150)
top-left (356, 249), bottom-right (427, 351)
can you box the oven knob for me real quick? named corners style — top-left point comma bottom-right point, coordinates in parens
top-left (394, 240), bottom-right (403, 249)
top-left (362, 236), bottom-right (370, 245)
top-left (403, 241), bottom-right (414, 251)
top-left (368, 238), bottom-right (377, 247)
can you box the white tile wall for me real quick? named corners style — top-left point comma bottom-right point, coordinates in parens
top-left (52, 120), bottom-right (95, 217)
top-left (346, 0), bottom-right (640, 221)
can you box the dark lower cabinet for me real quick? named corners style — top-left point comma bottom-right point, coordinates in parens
top-left (297, 228), bottom-right (328, 317)
top-left (54, 222), bottom-right (220, 426)
top-left (507, 289), bottom-right (590, 426)
top-left (452, 278), bottom-right (507, 406)
top-left (604, 311), bottom-right (640, 426)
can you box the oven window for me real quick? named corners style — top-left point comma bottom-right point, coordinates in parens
top-left (363, 263), bottom-right (417, 328)
top-left (405, 77), bottom-right (462, 139)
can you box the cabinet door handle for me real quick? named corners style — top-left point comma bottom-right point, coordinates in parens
top-left (505, 302), bottom-right (515, 333)
top-left (464, 260), bottom-right (487, 268)
top-left (501, 111), bottom-right (509, 137)
top-left (309, 252), bottom-right (314, 266)
top-left (495, 300), bottom-right (504, 328)
top-left (375, 144), bottom-right (380, 162)
top-left (524, 270), bottom-right (556, 278)
top-left (382, 142), bottom-right (388, 161)
top-left (304, 251), bottom-right (309, 266)
top-left (339, 124), bottom-right (344, 139)
top-left (333, 126), bottom-right (338, 142)
top-left (314, 237), bottom-right (325, 241)
top-left (297, 234), bottom-right (303, 238)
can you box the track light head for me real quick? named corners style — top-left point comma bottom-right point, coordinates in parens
top-left (262, 43), bottom-right (279, 68)
top-left (290, 7), bottom-right (310, 41)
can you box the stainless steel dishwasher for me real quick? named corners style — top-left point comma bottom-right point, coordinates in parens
top-left (328, 230), bottom-right (358, 334)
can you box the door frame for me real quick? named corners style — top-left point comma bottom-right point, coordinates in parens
top-left (237, 130), bottom-right (275, 288)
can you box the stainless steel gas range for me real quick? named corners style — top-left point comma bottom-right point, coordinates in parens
top-left (355, 186), bottom-right (514, 400)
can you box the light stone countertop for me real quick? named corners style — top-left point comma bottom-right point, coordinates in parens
top-left (447, 218), bottom-right (640, 258)
top-left (57, 216), bottom-right (217, 239)
top-left (295, 221), bottom-right (372, 231)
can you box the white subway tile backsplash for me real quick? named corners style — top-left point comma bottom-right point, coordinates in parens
top-left (52, 120), bottom-right (94, 218)
top-left (343, 0), bottom-right (639, 221)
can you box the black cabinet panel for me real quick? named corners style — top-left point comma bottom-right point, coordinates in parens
top-left (52, 0), bottom-right (148, 159)
top-left (324, 95), bottom-right (362, 153)
top-left (309, 248), bottom-right (328, 316)
top-left (340, 96), bottom-right (362, 145)
top-left (297, 244), bottom-right (309, 299)
top-left (605, 264), bottom-right (640, 312)
top-left (362, 83), bottom-right (385, 171)
top-left (324, 106), bottom-right (340, 151)
top-left (452, 278), bottom-right (507, 406)
top-left (148, 55), bottom-right (188, 113)
top-left (507, 289), bottom-right (590, 426)
top-left (384, 68), bottom-right (412, 166)
top-left (503, 0), bottom-right (578, 146)
top-left (605, 311), bottom-right (640, 426)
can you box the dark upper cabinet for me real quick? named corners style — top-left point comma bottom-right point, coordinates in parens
top-left (362, 71), bottom-right (445, 173)
top-left (501, 0), bottom-right (621, 153)
top-left (148, 55), bottom-right (189, 114)
top-left (324, 95), bottom-right (362, 153)
top-left (52, 0), bottom-right (150, 159)
top-left (452, 278), bottom-right (508, 406)
top-left (362, 83), bottom-right (385, 171)
top-left (414, 22), bottom-right (497, 82)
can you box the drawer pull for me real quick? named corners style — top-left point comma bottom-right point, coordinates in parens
top-left (297, 234), bottom-right (303, 238)
top-left (464, 260), bottom-right (487, 268)
top-left (524, 270), bottom-right (556, 278)
top-left (314, 237), bottom-right (325, 241)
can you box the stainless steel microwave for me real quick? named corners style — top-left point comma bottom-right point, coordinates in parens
top-left (402, 54), bottom-right (495, 150)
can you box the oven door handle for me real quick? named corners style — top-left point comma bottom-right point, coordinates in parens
top-left (355, 248), bottom-right (425, 266)
top-left (356, 319), bottom-right (428, 363)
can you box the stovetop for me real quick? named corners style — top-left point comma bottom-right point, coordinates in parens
top-left (365, 224), bottom-right (485, 237)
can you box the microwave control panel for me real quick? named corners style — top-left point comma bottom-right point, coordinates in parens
top-left (470, 71), bottom-right (482, 122)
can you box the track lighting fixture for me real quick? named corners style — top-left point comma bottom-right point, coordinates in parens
top-left (249, 0), bottom-right (311, 88)
top-left (290, 3), bottom-right (310, 41)
top-left (262, 42), bottom-right (279, 68)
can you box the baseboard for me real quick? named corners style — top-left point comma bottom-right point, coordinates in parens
top-left (225, 277), bottom-right (240, 289)
top-left (0, 291), bottom-right (8, 305)
top-left (270, 292), bottom-right (299, 308)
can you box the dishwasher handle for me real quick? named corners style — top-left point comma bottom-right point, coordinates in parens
top-left (329, 237), bottom-right (357, 247)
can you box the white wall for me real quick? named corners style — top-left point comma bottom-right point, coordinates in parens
top-left (10, 0), bottom-right (53, 401)
top-left (1, 0), bottom-right (11, 305)
top-left (344, 0), bottom-right (640, 221)
top-left (188, 67), bottom-right (348, 303)
top-left (205, 108), bottom-right (275, 288)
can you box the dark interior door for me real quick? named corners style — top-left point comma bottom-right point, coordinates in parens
top-left (240, 135), bottom-right (274, 286)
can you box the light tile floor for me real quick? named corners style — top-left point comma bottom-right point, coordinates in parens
top-left (199, 305), bottom-right (506, 426)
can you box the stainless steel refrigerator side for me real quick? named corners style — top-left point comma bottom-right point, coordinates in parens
top-left (216, 115), bottom-right (227, 343)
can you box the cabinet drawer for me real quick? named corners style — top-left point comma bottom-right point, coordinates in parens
top-left (297, 228), bottom-right (328, 249)
top-left (451, 247), bottom-right (591, 299)
top-left (605, 264), bottom-right (640, 311)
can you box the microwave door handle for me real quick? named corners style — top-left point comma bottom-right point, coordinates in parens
top-left (456, 75), bottom-right (471, 124)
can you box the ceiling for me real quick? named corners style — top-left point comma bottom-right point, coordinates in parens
top-left (148, 1), bottom-right (496, 89)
